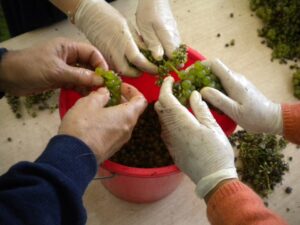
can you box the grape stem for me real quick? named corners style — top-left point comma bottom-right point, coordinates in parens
top-left (166, 62), bottom-right (180, 77)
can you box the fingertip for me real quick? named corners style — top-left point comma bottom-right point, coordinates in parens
top-left (92, 72), bottom-right (104, 86)
top-left (200, 86), bottom-right (214, 96)
top-left (200, 87), bottom-right (221, 104)
top-left (123, 67), bottom-right (141, 77)
top-left (154, 101), bottom-right (163, 114)
top-left (189, 90), bottom-right (202, 105)
top-left (97, 60), bottom-right (109, 71)
top-left (160, 76), bottom-right (174, 97)
top-left (150, 45), bottom-right (164, 61)
top-left (89, 46), bottom-right (109, 71)
top-left (121, 83), bottom-right (145, 101)
top-left (125, 94), bottom-right (147, 117)
top-left (190, 90), bottom-right (207, 108)
top-left (163, 75), bottom-right (175, 83)
top-left (211, 58), bottom-right (231, 75)
top-left (191, 90), bottom-right (201, 100)
top-left (133, 95), bottom-right (148, 110)
top-left (117, 63), bottom-right (141, 77)
top-left (125, 39), bottom-right (158, 75)
top-left (65, 66), bottom-right (95, 86)
top-left (96, 86), bottom-right (109, 96)
top-left (88, 87), bottom-right (110, 107)
top-left (159, 76), bottom-right (181, 108)
top-left (165, 46), bottom-right (177, 60)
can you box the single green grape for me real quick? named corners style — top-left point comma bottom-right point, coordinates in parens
top-left (181, 80), bottom-right (192, 90)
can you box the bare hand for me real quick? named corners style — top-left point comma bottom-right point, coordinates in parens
top-left (58, 83), bottom-right (147, 163)
top-left (0, 38), bottom-right (108, 96)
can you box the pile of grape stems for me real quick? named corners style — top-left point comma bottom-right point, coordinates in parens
top-left (249, 0), bottom-right (300, 98)
top-left (6, 91), bottom-right (57, 118)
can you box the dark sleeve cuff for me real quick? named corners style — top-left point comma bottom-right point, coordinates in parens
top-left (0, 48), bottom-right (8, 98)
top-left (35, 135), bottom-right (98, 195)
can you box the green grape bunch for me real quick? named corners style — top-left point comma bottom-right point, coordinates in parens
top-left (172, 61), bottom-right (225, 106)
top-left (95, 68), bottom-right (122, 106)
top-left (141, 44), bottom-right (224, 106)
top-left (250, 0), bottom-right (300, 62)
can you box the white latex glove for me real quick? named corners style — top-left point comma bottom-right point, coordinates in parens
top-left (75, 0), bottom-right (157, 77)
top-left (136, 0), bottom-right (181, 60)
top-left (201, 59), bottom-right (283, 134)
top-left (155, 76), bottom-right (237, 198)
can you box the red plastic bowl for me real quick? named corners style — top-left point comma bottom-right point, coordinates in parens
top-left (59, 48), bottom-right (236, 203)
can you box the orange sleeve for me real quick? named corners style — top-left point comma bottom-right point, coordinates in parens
top-left (207, 180), bottom-right (288, 225)
top-left (282, 103), bottom-right (300, 144)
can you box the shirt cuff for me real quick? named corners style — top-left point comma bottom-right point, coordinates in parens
top-left (0, 48), bottom-right (8, 98)
top-left (36, 135), bottom-right (98, 195)
top-left (281, 103), bottom-right (300, 144)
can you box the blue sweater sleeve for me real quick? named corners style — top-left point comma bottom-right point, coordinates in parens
top-left (0, 135), bottom-right (98, 225)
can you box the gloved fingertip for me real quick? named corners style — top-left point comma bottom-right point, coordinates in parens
top-left (122, 67), bottom-right (141, 77)
top-left (200, 87), bottom-right (215, 98)
top-left (212, 58), bottom-right (230, 74)
top-left (190, 90), bottom-right (201, 102)
top-left (151, 46), bottom-right (164, 61)
top-left (154, 101), bottom-right (162, 111)
top-left (165, 42), bottom-right (179, 59)
top-left (190, 91), bottom-right (208, 110)
top-left (144, 62), bottom-right (159, 75)
top-left (200, 86), bottom-right (209, 92)
top-left (163, 75), bottom-right (174, 83)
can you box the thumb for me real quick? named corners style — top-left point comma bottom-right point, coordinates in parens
top-left (87, 87), bottom-right (110, 108)
top-left (200, 87), bottom-right (239, 120)
top-left (63, 65), bottom-right (104, 87)
top-left (189, 91), bottom-right (216, 129)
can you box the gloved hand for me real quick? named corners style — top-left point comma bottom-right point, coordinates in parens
top-left (59, 83), bottom-right (147, 163)
top-left (74, 0), bottom-right (157, 77)
top-left (0, 38), bottom-right (107, 96)
top-left (155, 76), bottom-right (237, 198)
top-left (136, 0), bottom-right (180, 60)
top-left (201, 59), bottom-right (283, 134)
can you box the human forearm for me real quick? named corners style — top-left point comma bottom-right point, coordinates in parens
top-left (0, 38), bottom-right (106, 96)
top-left (206, 180), bottom-right (288, 225)
top-left (0, 50), bottom-right (24, 94)
top-left (0, 48), bottom-right (8, 94)
top-left (282, 103), bottom-right (300, 144)
top-left (0, 135), bottom-right (97, 225)
top-left (49, 0), bottom-right (82, 19)
top-left (204, 178), bottom-right (237, 203)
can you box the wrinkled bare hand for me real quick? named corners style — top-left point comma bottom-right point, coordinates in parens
top-left (58, 83), bottom-right (147, 163)
top-left (0, 37), bottom-right (107, 96)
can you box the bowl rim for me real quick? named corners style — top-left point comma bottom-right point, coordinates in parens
top-left (100, 160), bottom-right (181, 178)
